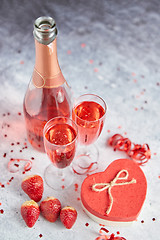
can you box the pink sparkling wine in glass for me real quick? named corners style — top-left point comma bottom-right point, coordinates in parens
top-left (45, 123), bottom-right (77, 168)
top-left (72, 101), bottom-right (105, 145)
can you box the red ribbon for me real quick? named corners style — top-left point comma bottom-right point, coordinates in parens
top-left (95, 228), bottom-right (126, 240)
top-left (108, 134), bottom-right (151, 165)
top-left (8, 158), bottom-right (32, 173)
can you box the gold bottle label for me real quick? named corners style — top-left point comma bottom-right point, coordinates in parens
top-left (32, 69), bottom-right (66, 88)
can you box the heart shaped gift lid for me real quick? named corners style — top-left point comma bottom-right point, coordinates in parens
top-left (81, 158), bottom-right (147, 224)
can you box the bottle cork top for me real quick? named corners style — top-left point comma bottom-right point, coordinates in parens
top-left (33, 16), bottom-right (58, 45)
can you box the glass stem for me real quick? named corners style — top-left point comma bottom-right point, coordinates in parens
top-left (85, 145), bottom-right (90, 155)
top-left (56, 167), bottom-right (64, 178)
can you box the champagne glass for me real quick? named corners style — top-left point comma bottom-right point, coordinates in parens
top-left (72, 94), bottom-right (107, 174)
top-left (43, 117), bottom-right (78, 190)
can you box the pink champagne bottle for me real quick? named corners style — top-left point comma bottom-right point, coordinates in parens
top-left (23, 16), bottom-right (71, 152)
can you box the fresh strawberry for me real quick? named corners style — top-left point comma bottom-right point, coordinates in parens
top-left (60, 206), bottom-right (77, 229)
top-left (40, 197), bottom-right (61, 222)
top-left (21, 175), bottom-right (43, 202)
top-left (21, 200), bottom-right (40, 228)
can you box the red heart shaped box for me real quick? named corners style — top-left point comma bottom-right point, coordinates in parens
top-left (81, 159), bottom-right (147, 224)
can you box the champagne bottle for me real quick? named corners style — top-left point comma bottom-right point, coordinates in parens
top-left (23, 16), bottom-right (71, 152)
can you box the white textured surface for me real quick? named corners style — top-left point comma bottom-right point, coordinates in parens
top-left (0, 0), bottom-right (160, 239)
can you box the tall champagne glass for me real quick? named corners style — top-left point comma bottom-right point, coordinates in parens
top-left (72, 94), bottom-right (107, 174)
top-left (43, 117), bottom-right (78, 190)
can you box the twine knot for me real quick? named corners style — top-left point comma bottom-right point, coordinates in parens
top-left (92, 169), bottom-right (136, 215)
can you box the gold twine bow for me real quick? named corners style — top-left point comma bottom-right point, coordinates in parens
top-left (92, 169), bottom-right (136, 215)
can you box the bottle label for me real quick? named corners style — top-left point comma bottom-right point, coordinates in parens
top-left (32, 69), bottom-right (66, 88)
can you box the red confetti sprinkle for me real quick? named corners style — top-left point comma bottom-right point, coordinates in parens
top-left (1, 185), bottom-right (5, 188)
top-left (132, 72), bottom-right (136, 76)
top-left (61, 185), bottom-right (65, 189)
top-left (14, 164), bottom-right (19, 168)
top-left (133, 79), bottom-right (137, 83)
top-left (0, 209), bottom-right (4, 214)
top-left (81, 43), bottom-right (86, 48)
top-left (89, 59), bottom-right (94, 64)
top-left (39, 234), bottom-right (43, 238)
top-left (99, 227), bottom-right (109, 234)
top-left (67, 50), bottom-right (71, 55)
top-left (85, 223), bottom-right (89, 227)
top-left (108, 134), bottom-right (151, 165)
top-left (4, 134), bottom-right (7, 137)
top-left (0, 203), bottom-right (1, 206)
top-left (74, 183), bottom-right (78, 191)
top-left (18, 112), bottom-right (22, 116)
top-left (20, 60), bottom-right (24, 64)
top-left (9, 177), bottom-right (14, 182)
top-left (3, 153), bottom-right (6, 158)
top-left (141, 220), bottom-right (144, 223)
top-left (107, 130), bottom-right (111, 133)
top-left (117, 232), bottom-right (120, 235)
top-left (94, 68), bottom-right (99, 72)
top-left (152, 218), bottom-right (156, 221)
top-left (77, 197), bottom-right (80, 201)
top-left (134, 107), bottom-right (138, 111)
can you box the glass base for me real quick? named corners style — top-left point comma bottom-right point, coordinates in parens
top-left (72, 144), bottom-right (99, 175)
top-left (44, 164), bottom-right (74, 191)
